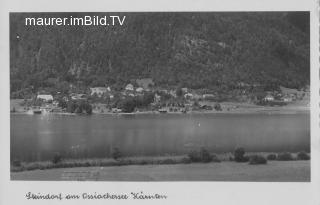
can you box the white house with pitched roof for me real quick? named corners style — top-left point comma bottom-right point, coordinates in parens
top-left (125, 84), bottom-right (134, 91)
top-left (37, 94), bottom-right (53, 102)
top-left (90, 87), bottom-right (110, 97)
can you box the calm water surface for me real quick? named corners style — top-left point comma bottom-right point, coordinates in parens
top-left (11, 113), bottom-right (310, 162)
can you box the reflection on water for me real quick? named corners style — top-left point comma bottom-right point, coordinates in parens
top-left (10, 113), bottom-right (310, 162)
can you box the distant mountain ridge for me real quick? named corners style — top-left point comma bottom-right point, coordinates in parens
top-left (10, 12), bottom-right (309, 97)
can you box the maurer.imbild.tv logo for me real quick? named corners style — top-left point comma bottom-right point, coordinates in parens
top-left (25, 15), bottom-right (126, 26)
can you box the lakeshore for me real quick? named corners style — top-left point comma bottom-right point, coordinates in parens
top-left (11, 160), bottom-right (310, 182)
top-left (11, 99), bottom-right (309, 115)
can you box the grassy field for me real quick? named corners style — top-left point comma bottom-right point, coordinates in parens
top-left (11, 161), bottom-right (310, 182)
top-left (11, 151), bottom-right (309, 171)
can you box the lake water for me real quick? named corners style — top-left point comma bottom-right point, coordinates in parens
top-left (11, 113), bottom-right (310, 162)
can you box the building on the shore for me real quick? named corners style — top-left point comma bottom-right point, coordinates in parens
top-left (71, 93), bottom-right (87, 100)
top-left (125, 84), bottom-right (134, 91)
top-left (264, 94), bottom-right (274, 101)
top-left (200, 104), bottom-right (213, 110)
top-left (52, 100), bottom-right (59, 106)
top-left (154, 93), bottom-right (161, 104)
top-left (184, 93), bottom-right (193, 99)
top-left (181, 88), bottom-right (188, 93)
top-left (37, 94), bottom-right (53, 102)
top-left (279, 86), bottom-right (304, 99)
top-left (90, 87), bottom-right (110, 97)
top-left (169, 90), bottom-right (177, 98)
top-left (158, 89), bottom-right (169, 94)
top-left (192, 93), bottom-right (202, 100)
top-left (112, 108), bottom-right (122, 113)
top-left (203, 94), bottom-right (215, 100)
top-left (237, 82), bottom-right (250, 88)
top-left (282, 96), bottom-right (293, 102)
top-left (158, 108), bottom-right (168, 113)
top-left (136, 87), bottom-right (144, 93)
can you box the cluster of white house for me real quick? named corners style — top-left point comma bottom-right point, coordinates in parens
top-left (35, 78), bottom-right (308, 105)
top-left (262, 86), bottom-right (309, 102)
top-left (36, 87), bottom-right (216, 106)
top-left (36, 78), bottom-right (155, 102)
top-left (263, 93), bottom-right (294, 102)
top-left (36, 94), bottom-right (53, 102)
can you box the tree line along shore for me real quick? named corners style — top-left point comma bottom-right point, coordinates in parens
top-left (11, 146), bottom-right (310, 173)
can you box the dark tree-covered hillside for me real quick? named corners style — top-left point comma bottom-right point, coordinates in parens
top-left (10, 12), bottom-right (309, 98)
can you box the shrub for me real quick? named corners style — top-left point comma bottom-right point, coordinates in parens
top-left (11, 166), bottom-right (24, 172)
top-left (12, 159), bottom-right (21, 167)
top-left (117, 160), bottom-right (129, 166)
top-left (137, 160), bottom-right (148, 165)
top-left (52, 153), bottom-right (62, 164)
top-left (277, 152), bottom-right (293, 161)
top-left (25, 162), bottom-right (41, 171)
top-left (111, 147), bottom-right (121, 160)
top-left (214, 103), bottom-right (222, 111)
top-left (188, 150), bottom-right (201, 162)
top-left (242, 156), bottom-right (249, 162)
top-left (188, 148), bottom-right (216, 163)
top-left (100, 160), bottom-right (118, 167)
top-left (249, 155), bottom-right (267, 165)
top-left (181, 157), bottom-right (191, 164)
top-left (38, 164), bottom-right (46, 170)
top-left (234, 147), bottom-right (249, 162)
top-left (118, 159), bottom-right (133, 166)
top-left (297, 151), bottom-right (310, 160)
top-left (160, 158), bottom-right (176, 164)
top-left (199, 148), bottom-right (213, 163)
top-left (267, 154), bottom-right (277, 160)
top-left (211, 154), bottom-right (221, 162)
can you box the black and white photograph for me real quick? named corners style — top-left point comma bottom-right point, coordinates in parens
top-left (1, 0), bottom-right (319, 204)
top-left (9, 11), bottom-right (311, 182)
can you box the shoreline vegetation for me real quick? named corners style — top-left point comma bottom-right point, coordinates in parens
top-left (10, 99), bottom-right (309, 116)
top-left (11, 149), bottom-right (310, 173)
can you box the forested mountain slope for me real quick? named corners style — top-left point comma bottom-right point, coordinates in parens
top-left (10, 12), bottom-right (309, 97)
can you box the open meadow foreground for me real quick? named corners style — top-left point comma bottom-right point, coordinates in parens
top-left (11, 161), bottom-right (310, 181)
